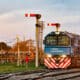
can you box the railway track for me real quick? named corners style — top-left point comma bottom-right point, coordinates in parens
top-left (0, 68), bottom-right (80, 80)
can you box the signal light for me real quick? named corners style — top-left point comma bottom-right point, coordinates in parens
top-left (47, 23), bottom-right (56, 26)
top-left (25, 13), bottom-right (39, 17)
top-left (25, 13), bottom-right (41, 19)
top-left (25, 13), bottom-right (36, 17)
top-left (25, 13), bottom-right (28, 17)
top-left (47, 23), bottom-right (60, 27)
top-left (30, 13), bottom-right (36, 17)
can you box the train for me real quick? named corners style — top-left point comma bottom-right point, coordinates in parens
top-left (43, 31), bottom-right (80, 69)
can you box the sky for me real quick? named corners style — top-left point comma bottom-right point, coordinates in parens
top-left (0, 0), bottom-right (80, 45)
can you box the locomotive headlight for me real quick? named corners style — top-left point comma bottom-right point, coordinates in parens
top-left (46, 54), bottom-right (52, 57)
top-left (61, 55), bottom-right (67, 58)
top-left (55, 31), bottom-right (60, 35)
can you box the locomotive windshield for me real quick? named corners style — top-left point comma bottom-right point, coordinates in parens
top-left (58, 35), bottom-right (70, 46)
top-left (44, 32), bottom-right (70, 46)
top-left (46, 36), bottom-right (57, 45)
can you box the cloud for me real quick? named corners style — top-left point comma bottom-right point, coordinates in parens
top-left (0, 10), bottom-right (35, 42)
top-left (0, 9), bottom-right (80, 43)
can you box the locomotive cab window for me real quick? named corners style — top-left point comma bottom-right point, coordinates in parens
top-left (46, 36), bottom-right (57, 45)
top-left (58, 35), bottom-right (70, 46)
top-left (44, 32), bottom-right (71, 46)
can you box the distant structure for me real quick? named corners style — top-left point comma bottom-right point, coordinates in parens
top-left (65, 31), bottom-right (80, 54)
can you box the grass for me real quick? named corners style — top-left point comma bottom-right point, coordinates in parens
top-left (0, 62), bottom-right (45, 74)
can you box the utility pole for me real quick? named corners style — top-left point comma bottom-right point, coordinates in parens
top-left (16, 36), bottom-right (20, 66)
top-left (28, 40), bottom-right (31, 55)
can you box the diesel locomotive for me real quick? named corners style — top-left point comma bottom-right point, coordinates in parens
top-left (43, 31), bottom-right (72, 69)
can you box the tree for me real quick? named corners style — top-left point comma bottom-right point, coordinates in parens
top-left (0, 42), bottom-right (11, 51)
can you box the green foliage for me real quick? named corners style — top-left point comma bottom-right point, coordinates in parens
top-left (0, 62), bottom-right (45, 74)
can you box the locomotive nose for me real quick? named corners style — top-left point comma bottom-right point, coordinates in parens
top-left (55, 58), bottom-right (60, 63)
top-left (55, 59), bottom-right (60, 63)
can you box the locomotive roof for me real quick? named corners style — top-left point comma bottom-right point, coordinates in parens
top-left (46, 31), bottom-right (66, 35)
top-left (45, 31), bottom-right (69, 37)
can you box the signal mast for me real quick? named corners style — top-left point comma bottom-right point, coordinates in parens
top-left (25, 13), bottom-right (44, 67)
top-left (47, 23), bottom-right (60, 34)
